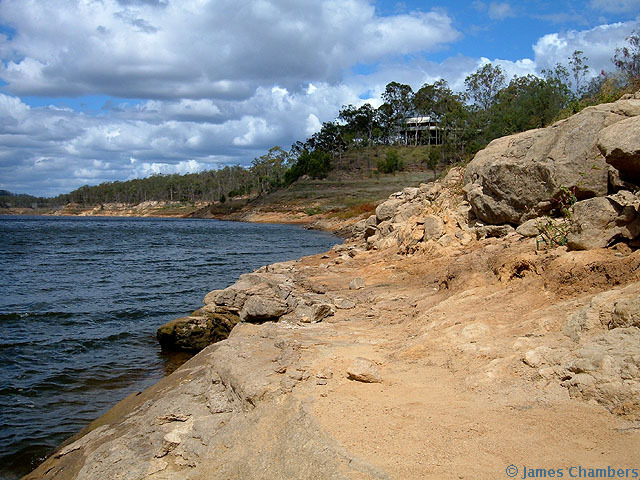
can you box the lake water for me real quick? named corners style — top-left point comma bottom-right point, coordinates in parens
top-left (0, 215), bottom-right (339, 479)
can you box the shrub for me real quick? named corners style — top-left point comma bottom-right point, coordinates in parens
top-left (377, 150), bottom-right (404, 173)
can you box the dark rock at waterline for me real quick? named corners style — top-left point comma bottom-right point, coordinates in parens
top-left (157, 307), bottom-right (240, 352)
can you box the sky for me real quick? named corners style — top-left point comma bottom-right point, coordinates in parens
top-left (1, 0), bottom-right (639, 197)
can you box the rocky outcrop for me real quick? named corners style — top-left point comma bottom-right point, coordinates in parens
top-left (598, 114), bottom-right (640, 184)
top-left (567, 190), bottom-right (640, 250)
top-left (157, 259), bottom-right (354, 351)
top-left (352, 167), bottom-right (476, 255)
top-left (463, 93), bottom-right (640, 225)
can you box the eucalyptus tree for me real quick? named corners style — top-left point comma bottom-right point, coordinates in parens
top-left (569, 50), bottom-right (590, 96)
top-left (380, 81), bottom-right (414, 144)
top-left (613, 29), bottom-right (640, 87)
top-left (464, 63), bottom-right (506, 111)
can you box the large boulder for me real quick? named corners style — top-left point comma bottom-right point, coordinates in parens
top-left (375, 198), bottom-right (403, 223)
top-left (463, 97), bottom-right (640, 225)
top-left (597, 115), bottom-right (640, 185)
top-left (566, 190), bottom-right (640, 250)
top-left (240, 295), bottom-right (289, 323)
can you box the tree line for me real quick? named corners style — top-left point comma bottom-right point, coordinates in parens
top-left (7, 29), bottom-right (639, 208)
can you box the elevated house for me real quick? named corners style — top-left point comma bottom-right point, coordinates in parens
top-left (398, 116), bottom-right (442, 146)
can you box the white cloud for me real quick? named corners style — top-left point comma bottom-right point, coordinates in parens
top-left (589, 0), bottom-right (640, 13)
top-left (0, 0), bottom-right (459, 100)
top-left (533, 21), bottom-right (637, 75)
top-left (488, 2), bottom-right (515, 20)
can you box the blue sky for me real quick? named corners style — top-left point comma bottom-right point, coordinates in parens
top-left (0, 0), bottom-right (639, 197)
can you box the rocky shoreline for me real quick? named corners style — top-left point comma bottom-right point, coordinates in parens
top-left (24, 93), bottom-right (640, 479)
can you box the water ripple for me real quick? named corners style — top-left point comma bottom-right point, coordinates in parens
top-left (0, 215), bottom-right (338, 480)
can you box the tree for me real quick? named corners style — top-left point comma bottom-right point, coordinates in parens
top-left (568, 50), bottom-right (589, 95)
top-left (426, 147), bottom-right (439, 176)
top-left (613, 29), bottom-right (640, 87)
top-left (338, 103), bottom-right (380, 147)
top-left (464, 63), bottom-right (506, 111)
top-left (414, 79), bottom-right (460, 121)
top-left (380, 82), bottom-right (414, 144)
top-left (490, 74), bottom-right (571, 136)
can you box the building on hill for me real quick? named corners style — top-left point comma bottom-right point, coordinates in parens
top-left (398, 116), bottom-right (442, 146)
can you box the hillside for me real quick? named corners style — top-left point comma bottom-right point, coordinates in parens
top-left (15, 146), bottom-right (440, 229)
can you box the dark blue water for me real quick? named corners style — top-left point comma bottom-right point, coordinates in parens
top-left (0, 215), bottom-right (338, 479)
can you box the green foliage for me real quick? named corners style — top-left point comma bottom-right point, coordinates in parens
top-left (284, 150), bottom-right (332, 185)
top-left (464, 63), bottom-right (506, 110)
top-left (304, 206), bottom-right (324, 216)
top-left (19, 36), bottom-right (637, 209)
top-left (0, 190), bottom-right (49, 208)
top-left (569, 50), bottom-right (590, 95)
top-left (219, 194), bottom-right (226, 203)
top-left (536, 217), bottom-right (571, 249)
top-left (426, 147), bottom-right (440, 174)
top-left (613, 29), bottom-right (640, 86)
top-left (536, 185), bottom-right (577, 249)
top-left (489, 74), bottom-right (571, 137)
top-left (377, 150), bottom-right (404, 173)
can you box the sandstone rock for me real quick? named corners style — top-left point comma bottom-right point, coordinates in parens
top-left (515, 217), bottom-right (566, 239)
top-left (610, 296), bottom-right (640, 328)
top-left (561, 327), bottom-right (640, 416)
top-left (376, 220), bottom-right (394, 237)
top-left (474, 224), bottom-right (515, 239)
top-left (240, 295), bottom-right (288, 323)
top-left (157, 308), bottom-right (239, 352)
top-left (567, 191), bottom-right (640, 250)
top-left (463, 98), bottom-right (640, 224)
top-left (390, 186), bottom-right (419, 201)
top-left (597, 115), bottom-right (640, 184)
top-left (351, 219), bottom-right (366, 237)
top-left (333, 297), bottom-right (356, 309)
top-left (422, 214), bottom-right (444, 240)
top-left (418, 181), bottom-right (442, 201)
top-left (347, 357), bottom-right (382, 383)
top-left (516, 218), bottom-right (543, 237)
top-left (349, 277), bottom-right (366, 290)
top-left (393, 202), bottom-right (423, 224)
top-left (375, 198), bottom-right (403, 223)
top-left (311, 303), bottom-right (335, 322)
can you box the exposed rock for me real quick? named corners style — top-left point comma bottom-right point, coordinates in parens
top-left (307, 303), bottom-right (335, 323)
top-left (333, 297), bottom-right (356, 309)
top-left (563, 283), bottom-right (640, 341)
top-left (376, 220), bottom-right (394, 237)
top-left (375, 198), bottom-right (403, 223)
top-left (567, 190), bottom-right (640, 250)
top-left (240, 295), bottom-right (289, 323)
top-left (349, 277), bottom-right (366, 290)
top-left (422, 214), bottom-right (444, 240)
top-left (598, 115), bottom-right (640, 184)
top-left (610, 296), bottom-right (640, 328)
top-left (463, 97), bottom-right (640, 225)
top-left (393, 202), bottom-right (424, 224)
top-left (157, 308), bottom-right (239, 352)
top-left (561, 328), bottom-right (640, 416)
top-left (351, 219), bottom-right (366, 237)
top-left (474, 224), bottom-right (515, 239)
top-left (346, 357), bottom-right (382, 383)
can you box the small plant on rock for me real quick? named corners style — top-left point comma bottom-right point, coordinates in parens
top-left (536, 185), bottom-right (577, 249)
